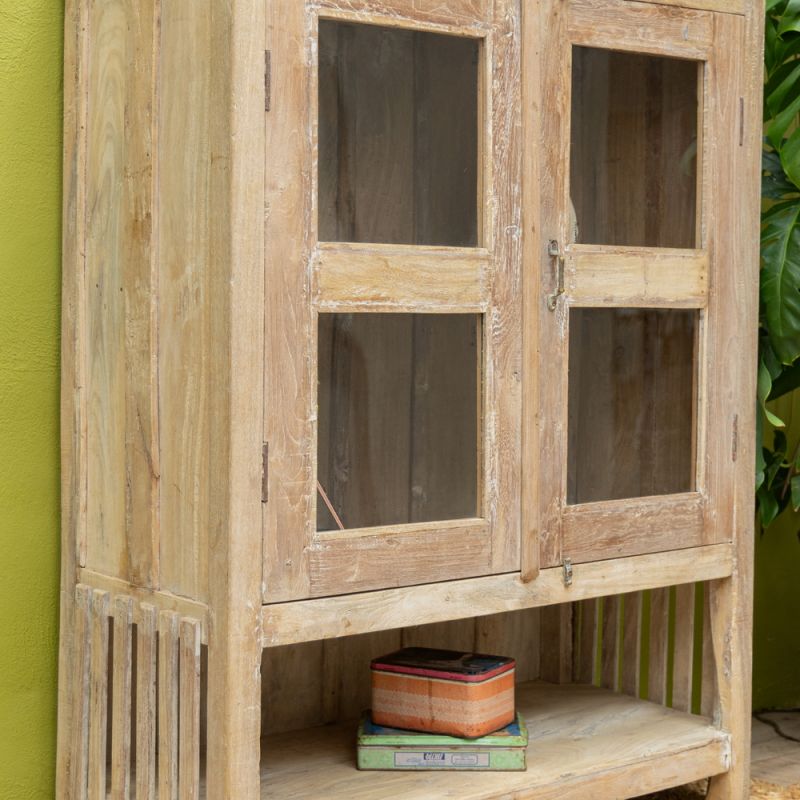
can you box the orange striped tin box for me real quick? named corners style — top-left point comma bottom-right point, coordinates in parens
top-left (370, 648), bottom-right (515, 739)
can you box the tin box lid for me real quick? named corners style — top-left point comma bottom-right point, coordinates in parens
top-left (357, 710), bottom-right (528, 748)
top-left (370, 647), bottom-right (515, 683)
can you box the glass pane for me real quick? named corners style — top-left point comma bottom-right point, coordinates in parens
top-left (317, 313), bottom-right (480, 530)
top-left (318, 21), bottom-right (479, 246)
top-left (568, 308), bottom-right (696, 504)
top-left (570, 47), bottom-right (698, 248)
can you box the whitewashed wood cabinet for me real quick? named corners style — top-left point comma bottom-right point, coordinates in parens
top-left (57, 0), bottom-right (762, 796)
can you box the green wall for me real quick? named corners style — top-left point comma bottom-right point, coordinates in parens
top-left (0, 2), bottom-right (798, 798)
top-left (0, 2), bottom-right (64, 798)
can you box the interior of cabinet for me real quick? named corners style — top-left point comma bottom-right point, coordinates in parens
top-left (567, 308), bottom-right (698, 504)
top-left (569, 47), bottom-right (699, 248)
top-left (317, 313), bottom-right (481, 530)
top-left (317, 20), bottom-right (480, 246)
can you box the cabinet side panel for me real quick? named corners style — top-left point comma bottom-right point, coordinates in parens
top-left (157, 0), bottom-right (213, 602)
top-left (84, 0), bottom-right (160, 586)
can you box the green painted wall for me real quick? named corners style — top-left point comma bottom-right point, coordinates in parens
top-left (0, 2), bottom-right (64, 798)
top-left (0, 1), bottom-right (798, 797)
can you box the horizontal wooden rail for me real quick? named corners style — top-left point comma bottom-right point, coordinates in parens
top-left (566, 247), bottom-right (708, 308)
top-left (262, 542), bottom-right (733, 646)
top-left (313, 242), bottom-right (490, 312)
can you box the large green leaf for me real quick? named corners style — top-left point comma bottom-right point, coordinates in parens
top-left (769, 358), bottom-right (800, 397)
top-left (765, 60), bottom-right (800, 119)
top-left (761, 200), bottom-right (800, 363)
top-left (764, 148), bottom-right (800, 199)
top-left (782, 127), bottom-right (800, 187)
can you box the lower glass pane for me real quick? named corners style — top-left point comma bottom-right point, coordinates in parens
top-left (568, 308), bottom-right (697, 504)
top-left (317, 313), bottom-right (480, 530)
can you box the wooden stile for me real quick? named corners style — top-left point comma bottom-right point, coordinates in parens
top-left (158, 611), bottom-right (180, 800)
top-left (110, 596), bottom-right (134, 800)
top-left (136, 604), bottom-right (158, 800)
top-left (540, 604), bottom-right (573, 685)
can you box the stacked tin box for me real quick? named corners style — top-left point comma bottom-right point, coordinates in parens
top-left (358, 647), bottom-right (528, 771)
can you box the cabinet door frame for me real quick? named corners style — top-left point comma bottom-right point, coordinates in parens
top-left (263, 0), bottom-right (521, 602)
top-left (523, 0), bottom-right (746, 573)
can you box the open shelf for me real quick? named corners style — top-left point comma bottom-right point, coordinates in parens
top-left (209, 682), bottom-right (729, 800)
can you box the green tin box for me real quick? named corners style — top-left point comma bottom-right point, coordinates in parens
top-left (356, 711), bottom-right (528, 771)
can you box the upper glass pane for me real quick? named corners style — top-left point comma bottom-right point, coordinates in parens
top-left (317, 313), bottom-right (480, 531)
top-left (567, 308), bottom-right (697, 504)
top-left (318, 20), bottom-right (480, 247)
top-left (570, 47), bottom-right (699, 248)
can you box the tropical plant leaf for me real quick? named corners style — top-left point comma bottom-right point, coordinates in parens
top-left (761, 200), bottom-right (800, 363)
top-left (765, 60), bottom-right (800, 119)
top-left (764, 149), bottom-right (800, 199)
top-left (758, 483), bottom-right (782, 526)
top-left (781, 127), bottom-right (800, 188)
top-left (769, 358), bottom-right (800, 397)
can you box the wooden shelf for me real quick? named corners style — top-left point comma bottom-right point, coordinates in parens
top-left (217, 682), bottom-right (730, 800)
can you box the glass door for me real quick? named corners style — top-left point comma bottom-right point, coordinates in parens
top-left (264, 2), bottom-right (521, 601)
top-left (524, 0), bottom-right (745, 571)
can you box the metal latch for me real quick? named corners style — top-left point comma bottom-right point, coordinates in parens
top-left (546, 239), bottom-right (565, 311)
top-left (562, 558), bottom-right (573, 587)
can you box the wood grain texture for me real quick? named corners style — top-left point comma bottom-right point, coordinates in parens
top-left (69, 586), bottom-right (93, 800)
top-left (672, 582), bottom-right (696, 714)
top-left (648, 587), bottom-right (670, 705)
top-left (562, 494), bottom-right (705, 563)
top-left (264, 544), bottom-right (733, 646)
top-left (250, 682), bottom-right (729, 799)
top-left (567, 249), bottom-right (708, 307)
top-left (575, 598), bottom-right (599, 685)
top-left (136, 604), bottom-right (158, 800)
top-left (179, 619), bottom-right (202, 800)
top-left (601, 594), bottom-right (620, 691)
top-left (87, 590), bottom-right (109, 800)
top-left (629, 0), bottom-right (744, 14)
top-left (78, 569), bottom-right (209, 643)
top-left (314, 0), bottom-right (489, 28)
top-left (262, 0), bottom-right (315, 602)
top-left (204, 1), bottom-right (266, 797)
top-left (705, 7), bottom-right (761, 796)
top-left (314, 244), bottom-right (489, 310)
top-left (83, 0), bottom-right (160, 587)
top-left (157, 0), bottom-right (212, 603)
top-left (158, 611), bottom-right (179, 800)
top-left (110, 596), bottom-right (134, 800)
top-left (621, 592), bottom-right (643, 699)
top-left (309, 520), bottom-right (491, 595)
top-left (568, 0), bottom-right (714, 59)
top-left (57, 0), bottom-right (89, 790)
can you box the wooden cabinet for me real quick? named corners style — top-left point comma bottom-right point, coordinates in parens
top-left (56, 0), bottom-right (762, 798)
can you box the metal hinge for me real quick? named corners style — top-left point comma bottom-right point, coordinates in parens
top-left (562, 558), bottom-right (573, 587)
top-left (546, 239), bottom-right (565, 311)
top-left (261, 442), bottom-right (269, 503)
top-left (265, 51), bottom-right (271, 112)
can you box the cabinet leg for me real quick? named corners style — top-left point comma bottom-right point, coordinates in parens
top-left (205, 624), bottom-right (262, 799)
top-left (705, 576), bottom-right (752, 800)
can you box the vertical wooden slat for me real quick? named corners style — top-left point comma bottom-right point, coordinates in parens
top-left (158, 611), bottom-right (179, 800)
top-left (540, 604), bottom-right (573, 684)
top-left (110, 596), bottom-right (133, 799)
top-left (158, 0), bottom-right (212, 603)
top-left (136, 604), bottom-right (158, 800)
top-left (576, 598), bottom-right (599, 685)
top-left (621, 591), bottom-right (642, 698)
top-left (672, 583), bottom-right (696, 713)
top-left (601, 594), bottom-right (620, 691)
top-left (700, 582), bottom-right (717, 719)
top-left (88, 590), bottom-right (110, 800)
top-left (179, 619), bottom-right (202, 800)
top-left (70, 586), bottom-right (93, 800)
top-left (648, 587), bottom-right (670, 705)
